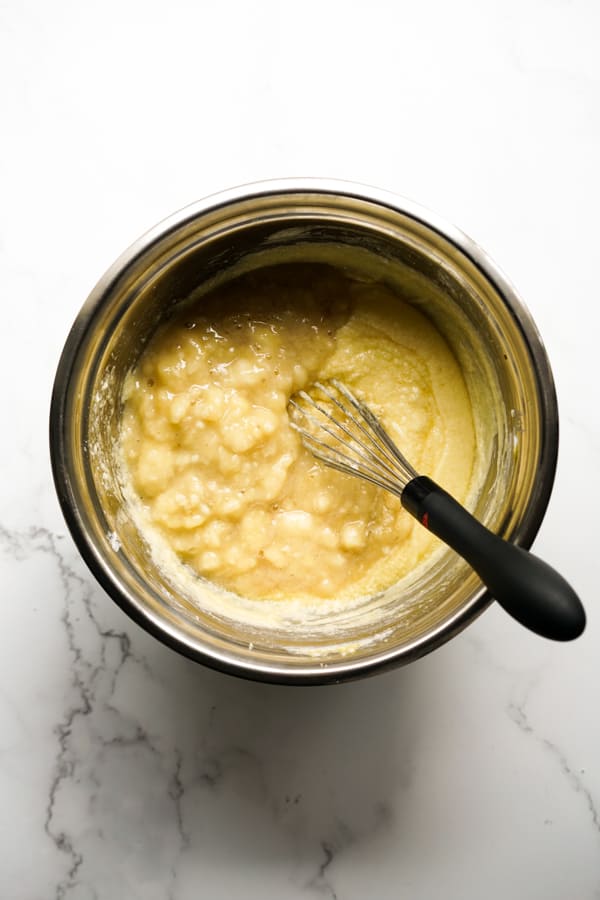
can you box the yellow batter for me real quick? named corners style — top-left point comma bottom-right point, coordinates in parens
top-left (119, 264), bottom-right (475, 602)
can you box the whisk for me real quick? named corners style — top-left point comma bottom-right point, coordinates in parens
top-left (289, 379), bottom-right (585, 641)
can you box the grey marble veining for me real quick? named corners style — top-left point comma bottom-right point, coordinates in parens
top-left (2, 521), bottom-right (598, 898)
top-left (2, 0), bottom-right (600, 897)
top-left (1, 525), bottom-right (415, 898)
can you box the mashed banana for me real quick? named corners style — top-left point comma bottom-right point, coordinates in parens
top-left (119, 264), bottom-right (475, 602)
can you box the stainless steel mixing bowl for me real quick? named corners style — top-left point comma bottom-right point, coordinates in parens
top-left (50, 179), bottom-right (558, 684)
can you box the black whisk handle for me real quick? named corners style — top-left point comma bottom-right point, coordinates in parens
top-left (402, 476), bottom-right (586, 641)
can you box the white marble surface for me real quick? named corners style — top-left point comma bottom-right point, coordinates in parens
top-left (1, 1), bottom-right (599, 897)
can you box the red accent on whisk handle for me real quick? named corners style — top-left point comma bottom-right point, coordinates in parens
top-left (401, 476), bottom-right (586, 642)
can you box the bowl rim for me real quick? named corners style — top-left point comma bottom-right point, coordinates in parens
top-left (49, 178), bottom-right (559, 684)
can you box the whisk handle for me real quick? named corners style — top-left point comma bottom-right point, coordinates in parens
top-left (402, 476), bottom-right (585, 641)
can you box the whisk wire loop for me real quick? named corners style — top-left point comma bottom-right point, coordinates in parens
top-left (311, 381), bottom-right (404, 478)
top-left (288, 379), bottom-right (418, 497)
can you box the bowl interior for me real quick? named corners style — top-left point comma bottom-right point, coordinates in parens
top-left (53, 188), bottom-right (557, 681)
